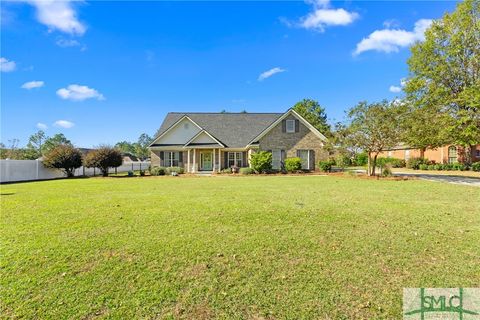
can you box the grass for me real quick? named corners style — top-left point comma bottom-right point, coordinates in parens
top-left (1, 175), bottom-right (479, 319)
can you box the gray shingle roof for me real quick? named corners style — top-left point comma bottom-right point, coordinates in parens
top-left (154, 112), bottom-right (283, 148)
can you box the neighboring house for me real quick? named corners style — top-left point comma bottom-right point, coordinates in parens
top-left (149, 109), bottom-right (328, 172)
top-left (378, 144), bottom-right (480, 164)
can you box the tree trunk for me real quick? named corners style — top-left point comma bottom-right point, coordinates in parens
top-left (464, 144), bottom-right (472, 165)
top-left (101, 167), bottom-right (109, 177)
top-left (420, 147), bottom-right (426, 159)
top-left (367, 152), bottom-right (372, 176)
top-left (371, 153), bottom-right (378, 176)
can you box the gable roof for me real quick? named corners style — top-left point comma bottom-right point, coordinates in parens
top-left (153, 112), bottom-right (283, 148)
top-left (248, 109), bottom-right (328, 145)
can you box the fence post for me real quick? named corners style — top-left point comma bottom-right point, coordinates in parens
top-left (36, 159), bottom-right (39, 180)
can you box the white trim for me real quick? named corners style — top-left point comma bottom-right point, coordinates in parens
top-left (247, 109), bottom-right (328, 146)
top-left (148, 115), bottom-right (203, 147)
top-left (183, 129), bottom-right (224, 147)
top-left (187, 149), bottom-right (191, 173)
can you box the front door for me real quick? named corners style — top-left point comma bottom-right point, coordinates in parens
top-left (200, 152), bottom-right (213, 171)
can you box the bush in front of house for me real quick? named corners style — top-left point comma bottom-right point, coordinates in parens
top-left (84, 146), bottom-right (123, 177)
top-left (150, 166), bottom-right (166, 176)
top-left (451, 162), bottom-right (466, 171)
top-left (418, 164), bottom-right (428, 170)
top-left (43, 144), bottom-right (83, 177)
top-left (220, 167), bottom-right (232, 174)
top-left (406, 157), bottom-right (428, 170)
top-left (284, 157), bottom-right (302, 173)
top-left (353, 152), bottom-right (368, 166)
top-left (472, 162), bottom-right (480, 172)
top-left (250, 151), bottom-right (272, 174)
top-left (239, 167), bottom-right (254, 175)
top-left (318, 160), bottom-right (335, 172)
top-left (335, 154), bottom-right (351, 169)
top-left (165, 166), bottom-right (184, 175)
top-left (381, 165), bottom-right (393, 177)
top-left (377, 157), bottom-right (406, 168)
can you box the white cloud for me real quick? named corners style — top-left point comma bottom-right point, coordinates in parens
top-left (400, 78), bottom-right (407, 87)
top-left (27, 0), bottom-right (86, 35)
top-left (54, 120), bottom-right (75, 128)
top-left (0, 57), bottom-right (16, 72)
top-left (389, 85), bottom-right (402, 93)
top-left (21, 81), bottom-right (45, 89)
top-left (37, 123), bottom-right (48, 130)
top-left (292, 0), bottom-right (358, 32)
top-left (56, 84), bottom-right (105, 101)
top-left (354, 19), bottom-right (433, 56)
top-left (56, 38), bottom-right (80, 47)
top-left (258, 67), bottom-right (286, 81)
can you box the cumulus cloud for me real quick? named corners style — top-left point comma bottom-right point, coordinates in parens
top-left (37, 123), bottom-right (48, 130)
top-left (27, 0), bottom-right (86, 35)
top-left (258, 67), bottom-right (286, 81)
top-left (285, 0), bottom-right (358, 32)
top-left (0, 57), bottom-right (16, 72)
top-left (389, 85), bottom-right (402, 93)
top-left (56, 38), bottom-right (80, 47)
top-left (21, 81), bottom-right (45, 89)
top-left (54, 120), bottom-right (75, 128)
top-left (56, 84), bottom-right (105, 101)
top-left (354, 19), bottom-right (433, 56)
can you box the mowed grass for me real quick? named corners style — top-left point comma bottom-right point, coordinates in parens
top-left (1, 176), bottom-right (479, 319)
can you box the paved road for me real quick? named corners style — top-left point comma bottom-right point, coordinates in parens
top-left (353, 169), bottom-right (480, 187)
top-left (393, 172), bottom-right (480, 187)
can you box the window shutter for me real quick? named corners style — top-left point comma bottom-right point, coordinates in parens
top-left (281, 150), bottom-right (286, 161)
top-left (242, 152), bottom-right (247, 167)
top-left (309, 150), bottom-right (315, 170)
top-left (296, 150), bottom-right (300, 157)
top-left (159, 151), bottom-right (164, 166)
top-left (282, 120), bottom-right (286, 133)
top-left (295, 119), bottom-right (300, 132)
top-left (178, 151), bottom-right (183, 162)
top-left (224, 152), bottom-right (228, 168)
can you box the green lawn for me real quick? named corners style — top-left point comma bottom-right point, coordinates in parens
top-left (1, 176), bottom-right (479, 319)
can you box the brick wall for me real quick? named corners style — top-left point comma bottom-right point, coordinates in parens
top-left (258, 115), bottom-right (328, 170)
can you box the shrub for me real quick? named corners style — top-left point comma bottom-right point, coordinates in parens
top-left (335, 154), bottom-right (351, 169)
top-left (284, 157), bottom-right (302, 173)
top-left (451, 162), bottom-right (465, 171)
top-left (150, 166), bottom-right (166, 176)
top-left (139, 170), bottom-right (145, 176)
top-left (407, 157), bottom-right (428, 170)
top-left (472, 162), bottom-right (480, 172)
top-left (250, 151), bottom-right (272, 173)
top-left (381, 165), bottom-right (393, 177)
top-left (354, 152), bottom-right (368, 166)
top-left (433, 164), bottom-right (443, 171)
top-left (84, 146), bottom-right (123, 177)
top-left (318, 160), bottom-right (335, 172)
top-left (418, 164), bottom-right (428, 170)
top-left (165, 166), bottom-right (184, 175)
top-left (239, 167), bottom-right (254, 175)
top-left (43, 144), bottom-right (83, 177)
top-left (427, 165), bottom-right (436, 170)
top-left (220, 168), bottom-right (232, 174)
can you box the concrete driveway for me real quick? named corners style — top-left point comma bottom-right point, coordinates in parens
top-left (392, 172), bottom-right (480, 187)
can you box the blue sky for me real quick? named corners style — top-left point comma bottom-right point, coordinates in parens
top-left (1, 0), bottom-right (458, 148)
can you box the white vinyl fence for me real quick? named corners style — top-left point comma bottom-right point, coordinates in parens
top-left (0, 159), bottom-right (151, 183)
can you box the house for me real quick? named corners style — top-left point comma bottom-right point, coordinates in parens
top-left (378, 144), bottom-right (480, 164)
top-left (149, 109), bottom-right (328, 172)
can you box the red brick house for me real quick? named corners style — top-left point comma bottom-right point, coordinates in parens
top-left (378, 144), bottom-right (480, 164)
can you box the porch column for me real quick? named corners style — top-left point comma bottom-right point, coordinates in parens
top-left (187, 149), bottom-right (190, 173)
top-left (193, 149), bottom-right (196, 173)
top-left (213, 148), bottom-right (216, 172)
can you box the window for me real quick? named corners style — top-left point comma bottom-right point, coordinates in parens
top-left (272, 150), bottom-right (282, 169)
top-left (286, 119), bottom-right (295, 133)
top-left (228, 152), bottom-right (243, 167)
top-left (388, 151), bottom-right (393, 157)
top-left (165, 151), bottom-right (179, 167)
top-left (405, 150), bottom-right (410, 160)
top-left (448, 146), bottom-right (457, 164)
top-left (297, 150), bottom-right (310, 169)
top-left (476, 150), bottom-right (480, 157)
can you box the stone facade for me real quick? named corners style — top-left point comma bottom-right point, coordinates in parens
top-left (258, 114), bottom-right (328, 170)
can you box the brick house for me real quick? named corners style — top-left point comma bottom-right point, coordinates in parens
top-left (378, 144), bottom-right (480, 164)
top-left (149, 109), bottom-right (329, 172)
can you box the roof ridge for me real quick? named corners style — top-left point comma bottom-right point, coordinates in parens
top-left (167, 112), bottom-right (283, 115)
